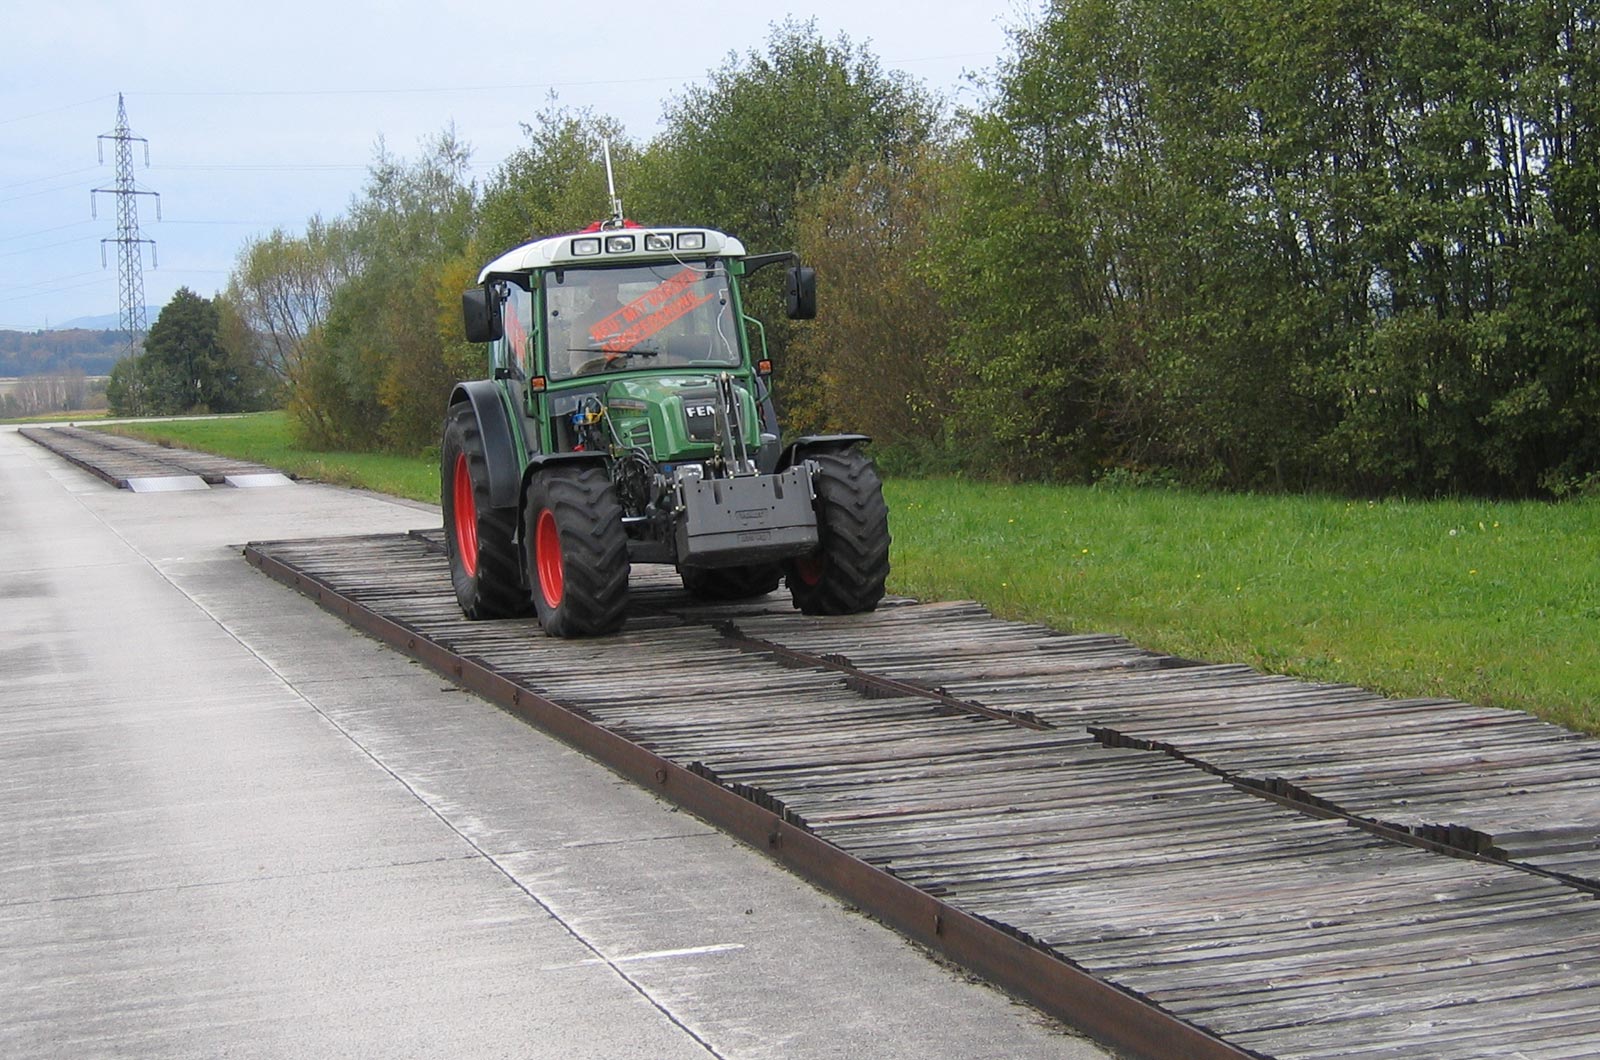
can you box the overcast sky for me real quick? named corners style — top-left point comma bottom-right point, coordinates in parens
top-left (0, 1), bottom-right (1023, 333)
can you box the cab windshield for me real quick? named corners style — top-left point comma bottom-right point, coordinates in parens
top-left (543, 261), bottom-right (740, 380)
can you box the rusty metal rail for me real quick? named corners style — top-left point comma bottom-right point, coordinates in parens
top-left (244, 530), bottom-right (1600, 1060)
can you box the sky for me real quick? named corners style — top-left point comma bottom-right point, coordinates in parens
top-left (0, 1), bottom-right (1024, 333)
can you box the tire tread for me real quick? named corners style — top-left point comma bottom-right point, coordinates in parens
top-left (785, 448), bottom-right (891, 615)
top-left (525, 465), bottom-right (629, 636)
top-left (442, 403), bottom-right (532, 619)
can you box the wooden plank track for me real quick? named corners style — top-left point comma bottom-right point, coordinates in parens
top-left (729, 607), bottom-right (1600, 886)
top-left (246, 530), bottom-right (1600, 1060)
top-left (20, 425), bottom-right (282, 486)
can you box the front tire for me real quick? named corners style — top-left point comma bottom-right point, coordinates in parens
top-left (523, 465), bottom-right (630, 636)
top-left (441, 403), bottom-right (532, 619)
top-left (785, 447), bottom-right (891, 615)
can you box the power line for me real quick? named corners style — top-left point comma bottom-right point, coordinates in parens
top-left (0, 276), bottom-right (109, 305)
top-left (0, 235), bottom-right (100, 259)
top-left (0, 220), bottom-right (95, 244)
top-left (0, 165), bottom-right (102, 191)
top-left (0, 181), bottom-right (107, 205)
top-left (3, 268), bottom-right (105, 292)
top-left (138, 75), bottom-right (707, 98)
top-left (153, 162), bottom-right (368, 172)
top-left (0, 94), bottom-right (116, 127)
top-left (129, 53), bottom-right (993, 100)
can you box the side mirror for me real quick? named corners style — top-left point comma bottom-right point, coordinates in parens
top-left (462, 285), bottom-right (503, 343)
top-left (785, 266), bottom-right (817, 320)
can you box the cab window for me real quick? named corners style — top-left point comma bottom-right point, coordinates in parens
top-left (543, 262), bottom-right (739, 379)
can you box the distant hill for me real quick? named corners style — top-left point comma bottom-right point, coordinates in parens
top-left (48, 308), bottom-right (159, 332)
top-left (0, 328), bottom-right (136, 377)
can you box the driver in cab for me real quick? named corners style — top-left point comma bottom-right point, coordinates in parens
top-left (558, 275), bottom-right (645, 376)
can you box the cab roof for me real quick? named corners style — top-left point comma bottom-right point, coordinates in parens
top-left (478, 227), bottom-right (747, 282)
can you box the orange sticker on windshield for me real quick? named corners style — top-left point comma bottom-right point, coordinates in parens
top-left (504, 298), bottom-right (529, 370)
top-left (588, 267), bottom-right (714, 352)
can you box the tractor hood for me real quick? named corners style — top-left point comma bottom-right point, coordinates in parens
top-left (601, 375), bottom-right (761, 462)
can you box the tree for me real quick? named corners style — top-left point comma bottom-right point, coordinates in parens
top-left (792, 146), bottom-right (961, 446)
top-left (213, 291), bottom-right (282, 409)
top-left (294, 128), bottom-right (479, 451)
top-left (5, 371), bottom-right (92, 417)
top-left (141, 287), bottom-right (224, 412)
top-left (928, 0), bottom-right (1600, 495)
top-left (107, 287), bottom-right (256, 416)
top-left (477, 104), bottom-right (635, 256)
top-left (105, 354), bottom-right (152, 417)
top-left (642, 19), bottom-right (939, 249)
top-left (223, 217), bottom-right (358, 394)
top-left (929, 0), bottom-right (1134, 480)
top-left (635, 20), bottom-right (942, 431)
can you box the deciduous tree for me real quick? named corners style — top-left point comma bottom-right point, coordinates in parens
top-left (792, 146), bottom-right (960, 446)
top-left (109, 287), bottom-right (259, 416)
top-left (637, 20), bottom-right (942, 430)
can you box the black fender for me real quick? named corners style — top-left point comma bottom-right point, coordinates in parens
top-left (521, 450), bottom-right (611, 480)
top-left (777, 434), bottom-right (871, 471)
top-left (448, 381), bottom-right (521, 510)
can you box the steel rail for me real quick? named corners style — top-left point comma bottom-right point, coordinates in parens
top-left (243, 541), bottom-right (1260, 1060)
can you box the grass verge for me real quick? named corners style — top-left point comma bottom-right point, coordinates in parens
top-left (103, 412), bottom-right (1600, 734)
top-left (2, 409), bottom-right (109, 425)
top-left (889, 479), bottom-right (1600, 734)
top-left (104, 412), bottom-right (438, 502)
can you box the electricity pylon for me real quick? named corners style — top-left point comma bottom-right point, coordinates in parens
top-left (92, 93), bottom-right (160, 359)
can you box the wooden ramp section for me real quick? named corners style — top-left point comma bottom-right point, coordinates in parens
top-left (246, 531), bottom-right (1600, 1060)
top-left (19, 425), bottom-right (290, 490)
top-left (745, 605), bottom-right (1600, 887)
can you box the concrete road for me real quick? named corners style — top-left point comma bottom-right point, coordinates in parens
top-left (0, 426), bottom-right (1115, 1060)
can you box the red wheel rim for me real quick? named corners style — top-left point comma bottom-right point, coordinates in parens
top-left (795, 553), bottom-right (825, 586)
top-left (535, 508), bottom-right (564, 608)
top-left (452, 453), bottom-right (479, 578)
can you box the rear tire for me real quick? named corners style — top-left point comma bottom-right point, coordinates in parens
top-left (441, 403), bottom-right (532, 619)
top-left (524, 465), bottom-right (630, 636)
top-left (785, 447), bottom-right (890, 615)
top-left (680, 563), bottom-right (783, 601)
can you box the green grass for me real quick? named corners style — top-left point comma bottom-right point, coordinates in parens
top-left (103, 412), bottom-right (439, 502)
top-left (2, 409), bottom-right (110, 425)
top-left (888, 479), bottom-right (1600, 733)
top-left (102, 411), bottom-right (1600, 734)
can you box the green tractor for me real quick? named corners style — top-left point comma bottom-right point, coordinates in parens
top-left (442, 220), bottom-right (891, 636)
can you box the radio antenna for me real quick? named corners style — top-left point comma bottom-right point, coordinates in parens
top-left (601, 138), bottom-right (624, 229)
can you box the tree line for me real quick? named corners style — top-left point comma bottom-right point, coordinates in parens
top-left (0, 329), bottom-right (125, 377)
top-left (0, 371), bottom-right (104, 419)
top-left (195, 6), bottom-right (1600, 498)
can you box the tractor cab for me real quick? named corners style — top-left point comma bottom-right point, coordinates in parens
top-left (543, 261), bottom-right (740, 379)
top-left (465, 227), bottom-right (807, 473)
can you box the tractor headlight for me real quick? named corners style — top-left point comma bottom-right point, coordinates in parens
top-left (676, 232), bottom-right (706, 251)
top-left (644, 233), bottom-right (673, 252)
top-left (605, 235), bottom-right (635, 253)
top-left (571, 237), bottom-right (601, 256)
